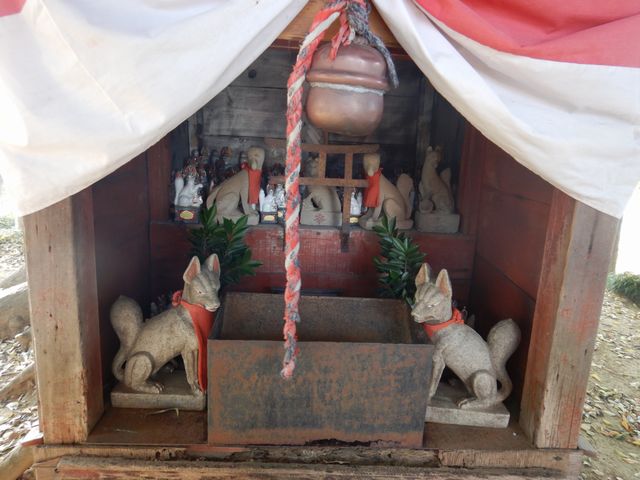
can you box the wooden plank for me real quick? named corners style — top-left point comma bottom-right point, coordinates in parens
top-left (93, 155), bottom-right (151, 384)
top-left (51, 455), bottom-right (571, 479)
top-left (279, 0), bottom-right (401, 51)
top-left (469, 256), bottom-right (536, 405)
top-left (269, 176), bottom-right (368, 187)
top-left (23, 190), bottom-right (103, 443)
top-left (457, 125), bottom-right (486, 236)
top-left (231, 49), bottom-right (294, 89)
top-left (33, 439), bottom-right (581, 477)
top-left (203, 86), bottom-right (287, 138)
top-left (482, 143), bottom-right (553, 205)
top-left (476, 188), bottom-right (550, 299)
top-left (520, 190), bottom-right (618, 449)
top-left (265, 137), bottom-right (379, 154)
top-left (147, 136), bottom-right (172, 221)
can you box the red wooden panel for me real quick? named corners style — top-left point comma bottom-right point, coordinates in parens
top-left (482, 143), bottom-right (553, 205)
top-left (520, 191), bottom-right (618, 449)
top-left (93, 154), bottom-right (150, 383)
top-left (476, 188), bottom-right (550, 299)
top-left (150, 223), bottom-right (474, 304)
top-left (469, 256), bottom-right (536, 406)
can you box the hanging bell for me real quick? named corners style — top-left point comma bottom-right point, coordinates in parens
top-left (306, 42), bottom-right (390, 137)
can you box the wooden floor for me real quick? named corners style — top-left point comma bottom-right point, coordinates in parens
top-left (86, 406), bottom-right (534, 451)
top-left (30, 407), bottom-right (582, 479)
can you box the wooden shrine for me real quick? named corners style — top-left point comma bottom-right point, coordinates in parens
top-left (21, 2), bottom-right (617, 479)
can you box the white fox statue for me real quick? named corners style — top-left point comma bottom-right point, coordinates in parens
top-left (111, 254), bottom-right (221, 395)
top-left (412, 263), bottom-right (521, 409)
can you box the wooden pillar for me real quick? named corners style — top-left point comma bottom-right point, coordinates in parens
top-left (23, 189), bottom-right (104, 443)
top-left (520, 190), bottom-right (618, 448)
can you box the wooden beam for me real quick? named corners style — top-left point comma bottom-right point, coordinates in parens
top-left (45, 455), bottom-right (575, 480)
top-left (264, 137), bottom-right (379, 154)
top-left (23, 189), bottom-right (104, 443)
top-left (278, 0), bottom-right (402, 51)
top-left (520, 190), bottom-right (618, 448)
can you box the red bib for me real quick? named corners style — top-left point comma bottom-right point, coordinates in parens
top-left (242, 163), bottom-right (262, 205)
top-left (363, 168), bottom-right (382, 208)
top-left (422, 307), bottom-right (464, 339)
top-left (172, 291), bottom-right (215, 391)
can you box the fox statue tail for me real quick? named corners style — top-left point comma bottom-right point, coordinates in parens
top-left (396, 173), bottom-right (414, 217)
top-left (487, 318), bottom-right (521, 403)
top-left (110, 296), bottom-right (143, 382)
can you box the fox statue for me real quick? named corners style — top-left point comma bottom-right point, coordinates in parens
top-left (111, 254), bottom-right (221, 394)
top-left (412, 263), bottom-right (521, 409)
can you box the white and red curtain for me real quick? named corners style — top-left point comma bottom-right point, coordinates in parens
top-left (0, 0), bottom-right (638, 217)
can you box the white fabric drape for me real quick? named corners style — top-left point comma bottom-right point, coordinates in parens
top-left (0, 0), bottom-right (638, 217)
top-left (373, 0), bottom-right (640, 218)
top-left (0, 0), bottom-right (307, 216)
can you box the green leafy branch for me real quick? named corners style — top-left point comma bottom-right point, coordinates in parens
top-left (188, 205), bottom-right (262, 290)
top-left (372, 215), bottom-right (425, 305)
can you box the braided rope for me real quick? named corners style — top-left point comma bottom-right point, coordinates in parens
top-left (281, 0), bottom-right (396, 378)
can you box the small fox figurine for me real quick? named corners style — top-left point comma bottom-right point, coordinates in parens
top-left (412, 263), bottom-right (521, 409)
top-left (111, 254), bottom-right (221, 394)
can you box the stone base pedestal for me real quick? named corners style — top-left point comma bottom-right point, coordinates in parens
top-left (111, 370), bottom-right (205, 411)
top-left (415, 212), bottom-right (460, 233)
top-left (300, 209), bottom-right (342, 227)
top-left (425, 382), bottom-right (510, 428)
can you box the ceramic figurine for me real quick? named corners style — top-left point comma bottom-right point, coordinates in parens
top-left (415, 147), bottom-right (460, 233)
top-left (300, 157), bottom-right (342, 226)
top-left (261, 185), bottom-right (277, 213)
top-left (412, 263), bottom-right (521, 410)
top-left (176, 173), bottom-right (203, 208)
top-left (205, 146), bottom-right (264, 225)
top-left (350, 190), bottom-right (363, 216)
top-left (111, 254), bottom-right (221, 395)
top-left (358, 153), bottom-right (414, 230)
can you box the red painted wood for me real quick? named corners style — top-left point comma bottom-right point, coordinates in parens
top-left (150, 223), bottom-right (474, 304)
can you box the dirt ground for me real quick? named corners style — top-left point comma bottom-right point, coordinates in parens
top-left (0, 217), bottom-right (638, 478)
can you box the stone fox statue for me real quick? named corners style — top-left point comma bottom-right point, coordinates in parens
top-left (412, 263), bottom-right (521, 409)
top-left (111, 254), bottom-right (221, 394)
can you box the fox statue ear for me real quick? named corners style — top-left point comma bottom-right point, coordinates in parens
top-left (435, 269), bottom-right (452, 298)
top-left (183, 256), bottom-right (201, 284)
top-left (205, 253), bottom-right (221, 277)
top-left (415, 263), bottom-right (432, 287)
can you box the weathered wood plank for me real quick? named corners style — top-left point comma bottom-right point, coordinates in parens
top-left (93, 154), bottom-right (151, 383)
top-left (469, 256), bottom-right (536, 405)
top-left (482, 143), bottom-right (553, 205)
top-left (203, 86), bottom-right (287, 138)
top-left (147, 136), bottom-right (172, 221)
top-left (456, 125), bottom-right (486, 236)
top-left (23, 189), bottom-right (103, 443)
top-left (51, 455), bottom-right (572, 479)
top-left (520, 190), bottom-right (618, 448)
top-left (476, 188), bottom-right (550, 299)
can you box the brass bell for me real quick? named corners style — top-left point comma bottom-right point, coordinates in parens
top-left (306, 42), bottom-right (390, 137)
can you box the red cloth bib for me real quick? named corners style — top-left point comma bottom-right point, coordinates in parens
top-left (172, 291), bottom-right (215, 391)
top-left (242, 163), bottom-right (262, 205)
top-left (422, 307), bottom-right (464, 339)
top-left (363, 168), bottom-right (382, 208)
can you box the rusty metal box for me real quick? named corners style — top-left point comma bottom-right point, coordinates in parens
top-left (208, 292), bottom-right (432, 447)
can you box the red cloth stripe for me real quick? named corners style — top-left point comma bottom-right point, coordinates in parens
top-left (414, 0), bottom-right (640, 67)
top-left (0, 0), bottom-right (26, 17)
